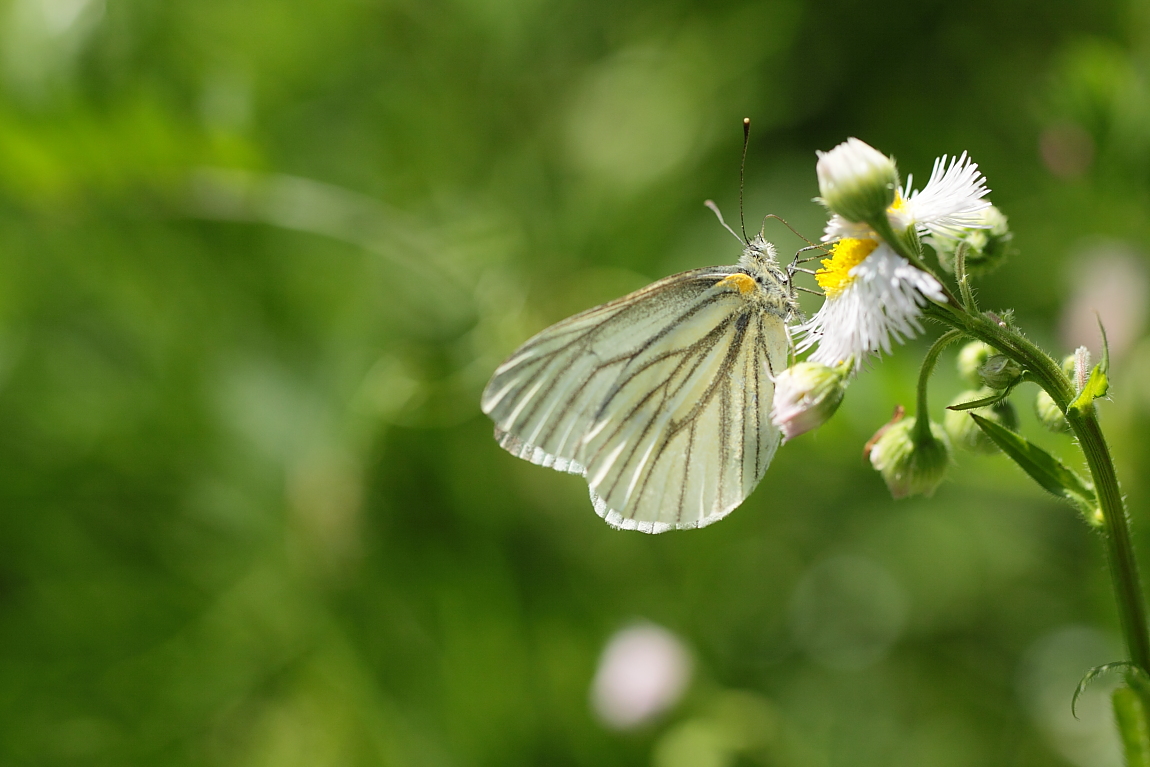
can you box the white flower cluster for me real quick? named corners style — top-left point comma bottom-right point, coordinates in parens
top-left (797, 139), bottom-right (991, 370)
top-left (770, 139), bottom-right (994, 444)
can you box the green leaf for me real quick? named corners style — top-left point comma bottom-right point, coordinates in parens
top-left (946, 388), bottom-right (1011, 411)
top-left (969, 413), bottom-right (1096, 508)
top-left (1069, 365), bottom-right (1109, 414)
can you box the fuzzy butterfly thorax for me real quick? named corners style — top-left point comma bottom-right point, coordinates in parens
top-left (738, 234), bottom-right (802, 324)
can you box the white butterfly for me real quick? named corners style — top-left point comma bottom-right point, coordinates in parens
top-left (481, 234), bottom-right (800, 533)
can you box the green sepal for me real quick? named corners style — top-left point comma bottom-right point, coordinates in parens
top-left (1114, 685), bottom-right (1150, 767)
top-left (946, 387), bottom-right (1012, 411)
top-left (969, 413), bottom-right (1096, 510)
top-left (1068, 365), bottom-right (1109, 415)
top-left (954, 241), bottom-right (977, 313)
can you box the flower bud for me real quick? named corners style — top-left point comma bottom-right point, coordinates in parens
top-left (868, 415), bottom-right (951, 499)
top-left (956, 341), bottom-right (994, 388)
top-left (816, 138), bottom-right (899, 224)
top-left (930, 205), bottom-right (1014, 275)
top-left (1072, 346), bottom-right (1091, 392)
top-left (978, 354), bottom-right (1022, 390)
top-left (944, 388), bottom-right (1019, 454)
top-left (1035, 389), bottom-right (1070, 433)
top-left (770, 360), bottom-right (851, 441)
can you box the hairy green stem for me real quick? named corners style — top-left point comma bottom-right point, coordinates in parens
top-left (1070, 411), bottom-right (1150, 672)
top-left (924, 301), bottom-right (1150, 674)
top-left (914, 329), bottom-right (963, 442)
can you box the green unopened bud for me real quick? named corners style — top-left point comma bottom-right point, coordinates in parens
top-left (816, 138), bottom-right (899, 224)
top-left (770, 360), bottom-right (851, 441)
top-left (868, 415), bottom-right (951, 499)
top-left (931, 205), bottom-right (1014, 275)
top-left (956, 341), bottom-right (995, 387)
top-left (1035, 389), bottom-right (1070, 433)
top-left (1072, 346), bottom-right (1091, 392)
top-left (978, 355), bottom-right (1023, 390)
top-left (944, 388), bottom-right (1019, 454)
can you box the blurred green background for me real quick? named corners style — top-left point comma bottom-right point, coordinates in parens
top-left (4, 0), bottom-right (1150, 764)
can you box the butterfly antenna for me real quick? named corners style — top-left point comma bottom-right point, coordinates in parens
top-left (762, 214), bottom-right (820, 247)
top-left (739, 117), bottom-right (750, 243)
top-left (704, 200), bottom-right (745, 245)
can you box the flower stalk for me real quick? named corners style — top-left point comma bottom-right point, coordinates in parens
top-left (923, 300), bottom-right (1150, 676)
top-left (1071, 410), bottom-right (1150, 674)
top-left (915, 329), bottom-right (963, 443)
top-left (803, 137), bottom-right (1150, 754)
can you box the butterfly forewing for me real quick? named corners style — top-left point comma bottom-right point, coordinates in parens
top-left (482, 268), bottom-right (727, 464)
top-left (482, 264), bottom-right (787, 532)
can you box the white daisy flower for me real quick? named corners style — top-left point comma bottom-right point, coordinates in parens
top-left (818, 147), bottom-right (991, 244)
top-left (889, 151), bottom-right (990, 237)
top-left (795, 238), bottom-right (946, 370)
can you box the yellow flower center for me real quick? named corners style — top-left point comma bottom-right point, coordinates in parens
top-left (816, 238), bottom-right (879, 298)
top-left (884, 191), bottom-right (911, 229)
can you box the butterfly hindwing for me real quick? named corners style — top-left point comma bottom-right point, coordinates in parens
top-left (583, 307), bottom-right (787, 532)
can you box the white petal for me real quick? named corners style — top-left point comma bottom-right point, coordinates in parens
top-left (895, 152), bottom-right (990, 236)
top-left (821, 214), bottom-right (874, 243)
